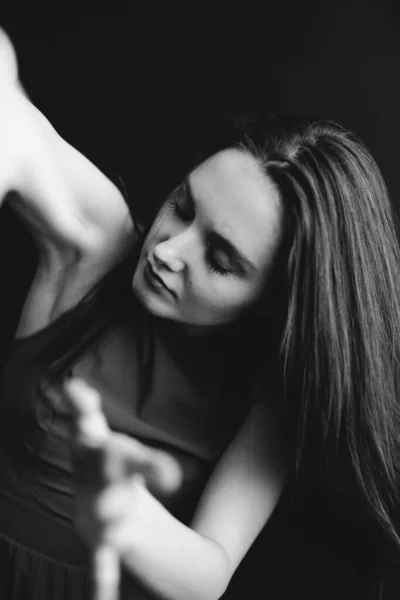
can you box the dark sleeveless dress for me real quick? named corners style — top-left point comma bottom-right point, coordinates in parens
top-left (0, 302), bottom-right (260, 599)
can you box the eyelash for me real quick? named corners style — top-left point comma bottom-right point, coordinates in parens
top-left (170, 197), bottom-right (192, 222)
top-left (205, 248), bottom-right (232, 276)
top-left (170, 196), bottom-right (232, 276)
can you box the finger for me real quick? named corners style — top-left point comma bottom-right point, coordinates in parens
top-left (65, 378), bottom-right (103, 419)
top-left (92, 544), bottom-right (120, 600)
top-left (65, 378), bottom-right (109, 447)
top-left (141, 449), bottom-right (182, 495)
top-left (94, 478), bottom-right (143, 523)
top-left (66, 381), bottom-right (182, 492)
top-left (108, 434), bottom-right (182, 494)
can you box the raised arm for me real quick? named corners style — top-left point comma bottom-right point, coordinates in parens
top-left (0, 28), bottom-right (133, 335)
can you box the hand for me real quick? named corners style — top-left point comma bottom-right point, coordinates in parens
top-left (64, 378), bottom-right (182, 600)
top-left (65, 378), bottom-right (182, 548)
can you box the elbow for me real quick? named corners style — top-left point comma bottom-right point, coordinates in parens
top-left (211, 577), bottom-right (231, 600)
top-left (195, 575), bottom-right (230, 600)
top-left (213, 558), bottom-right (233, 600)
top-left (197, 543), bottom-right (233, 600)
top-left (202, 577), bottom-right (229, 600)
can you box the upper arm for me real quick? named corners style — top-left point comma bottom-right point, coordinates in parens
top-left (4, 90), bottom-right (132, 253)
top-left (190, 397), bottom-right (288, 575)
top-left (0, 33), bottom-right (135, 333)
top-left (0, 27), bottom-right (132, 255)
top-left (3, 90), bottom-right (134, 336)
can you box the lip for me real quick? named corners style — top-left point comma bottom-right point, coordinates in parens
top-left (144, 260), bottom-right (175, 297)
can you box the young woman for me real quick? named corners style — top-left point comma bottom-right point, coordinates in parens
top-left (0, 28), bottom-right (399, 599)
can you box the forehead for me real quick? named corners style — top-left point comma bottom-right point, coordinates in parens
top-left (189, 148), bottom-right (282, 266)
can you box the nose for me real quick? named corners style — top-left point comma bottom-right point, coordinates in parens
top-left (152, 228), bottom-right (194, 272)
top-left (153, 235), bottom-right (189, 272)
top-left (152, 242), bottom-right (184, 272)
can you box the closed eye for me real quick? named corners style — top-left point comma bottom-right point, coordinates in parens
top-left (170, 185), bottom-right (194, 222)
top-left (206, 245), bottom-right (233, 276)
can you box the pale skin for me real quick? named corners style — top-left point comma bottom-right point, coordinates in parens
top-left (0, 30), bottom-right (287, 600)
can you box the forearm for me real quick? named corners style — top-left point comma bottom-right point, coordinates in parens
top-left (119, 485), bottom-right (231, 600)
top-left (68, 391), bottom-right (285, 600)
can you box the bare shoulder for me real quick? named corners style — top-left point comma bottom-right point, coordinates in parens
top-left (0, 28), bottom-right (138, 338)
top-left (10, 104), bottom-right (137, 338)
top-left (11, 103), bottom-right (136, 337)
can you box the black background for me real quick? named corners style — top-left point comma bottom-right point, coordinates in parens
top-left (2, 3), bottom-right (400, 220)
top-left (1, 3), bottom-right (399, 598)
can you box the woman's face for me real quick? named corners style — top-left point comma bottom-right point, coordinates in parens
top-left (132, 148), bottom-right (282, 328)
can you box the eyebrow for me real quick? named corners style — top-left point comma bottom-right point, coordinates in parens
top-left (184, 178), bottom-right (258, 275)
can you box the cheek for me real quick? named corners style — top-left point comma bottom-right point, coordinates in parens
top-left (192, 278), bottom-right (260, 315)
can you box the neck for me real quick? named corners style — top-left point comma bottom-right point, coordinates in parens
top-left (180, 323), bottom-right (227, 337)
top-left (179, 317), bottom-right (254, 338)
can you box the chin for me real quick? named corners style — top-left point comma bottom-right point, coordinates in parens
top-left (132, 278), bottom-right (173, 321)
top-left (141, 297), bottom-right (173, 320)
